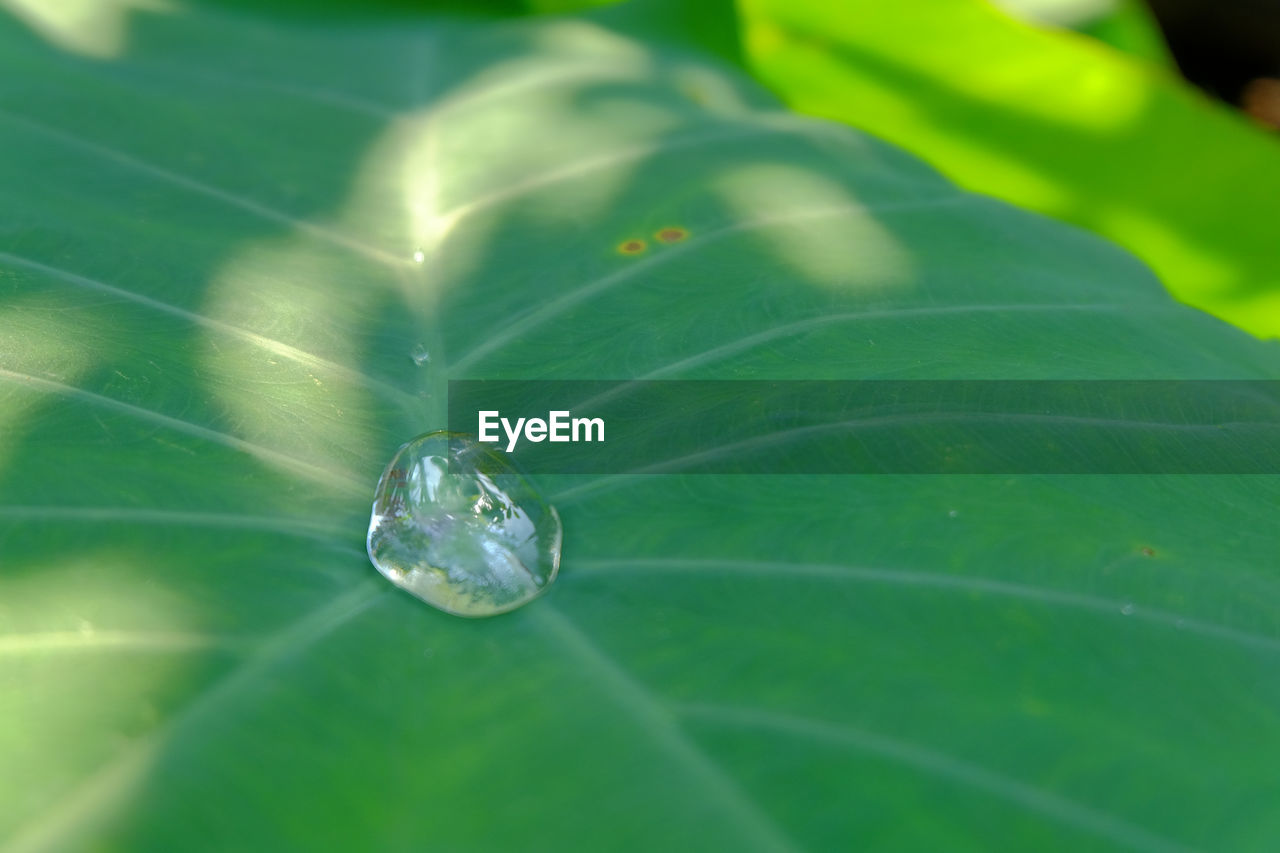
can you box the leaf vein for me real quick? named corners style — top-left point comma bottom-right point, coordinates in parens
top-left (0, 367), bottom-right (365, 495)
top-left (531, 606), bottom-right (800, 853)
top-left (0, 250), bottom-right (418, 410)
top-left (1, 581), bottom-right (385, 853)
top-left (448, 196), bottom-right (969, 372)
top-left (0, 107), bottom-right (407, 268)
top-left (675, 702), bottom-right (1190, 853)
top-left (569, 558), bottom-right (1280, 653)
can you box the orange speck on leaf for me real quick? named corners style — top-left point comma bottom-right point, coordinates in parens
top-left (617, 239), bottom-right (647, 255)
top-left (655, 227), bottom-right (689, 244)
top-left (1140, 547), bottom-right (1155, 557)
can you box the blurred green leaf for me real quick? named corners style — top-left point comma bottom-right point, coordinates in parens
top-left (2, 2), bottom-right (1279, 852)
top-left (1073, 0), bottom-right (1172, 65)
top-left (739, 0), bottom-right (1280, 338)
top-left (992, 0), bottom-right (1173, 65)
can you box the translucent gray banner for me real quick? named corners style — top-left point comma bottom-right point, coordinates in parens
top-left (446, 380), bottom-right (1280, 474)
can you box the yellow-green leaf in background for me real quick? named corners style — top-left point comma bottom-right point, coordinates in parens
top-left (991, 0), bottom-right (1173, 65)
top-left (739, 0), bottom-right (1280, 338)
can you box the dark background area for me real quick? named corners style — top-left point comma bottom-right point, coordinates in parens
top-left (1147, 0), bottom-right (1280, 124)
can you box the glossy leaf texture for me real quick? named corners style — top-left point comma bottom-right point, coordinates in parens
top-left (1, 3), bottom-right (1279, 851)
top-left (739, 0), bottom-right (1280, 339)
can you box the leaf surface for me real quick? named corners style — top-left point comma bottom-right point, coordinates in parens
top-left (1, 4), bottom-right (1279, 851)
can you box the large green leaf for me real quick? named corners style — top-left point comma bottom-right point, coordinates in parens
top-left (739, 0), bottom-right (1280, 339)
top-left (2, 2), bottom-right (1279, 851)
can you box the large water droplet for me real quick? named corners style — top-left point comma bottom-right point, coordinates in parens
top-left (410, 344), bottom-right (430, 365)
top-left (367, 431), bottom-right (561, 617)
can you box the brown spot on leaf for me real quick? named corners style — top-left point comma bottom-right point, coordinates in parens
top-left (655, 227), bottom-right (689, 244)
top-left (617, 239), bottom-right (647, 255)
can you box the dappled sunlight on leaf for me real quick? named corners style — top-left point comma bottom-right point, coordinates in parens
top-left (0, 0), bottom-right (171, 59)
top-left (0, 554), bottom-right (226, 853)
top-left (0, 291), bottom-right (100, 472)
top-left (198, 242), bottom-right (416, 493)
top-left (716, 163), bottom-right (915, 291)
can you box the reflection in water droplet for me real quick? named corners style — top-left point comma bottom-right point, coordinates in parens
top-left (1120, 603), bottom-right (1135, 616)
top-left (410, 345), bottom-right (430, 365)
top-left (367, 431), bottom-right (562, 617)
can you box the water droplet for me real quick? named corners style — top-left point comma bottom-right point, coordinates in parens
top-left (947, 509), bottom-right (958, 518)
top-left (1120, 602), bottom-right (1135, 616)
top-left (367, 431), bottom-right (562, 617)
top-left (410, 345), bottom-right (430, 365)
top-left (412, 248), bottom-right (425, 263)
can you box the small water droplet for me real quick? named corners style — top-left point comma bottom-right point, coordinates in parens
top-left (412, 248), bottom-right (425, 263)
top-left (367, 431), bottom-right (562, 617)
top-left (77, 619), bottom-right (94, 637)
top-left (1120, 602), bottom-right (1135, 616)
top-left (947, 509), bottom-right (958, 518)
top-left (410, 345), bottom-right (430, 365)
